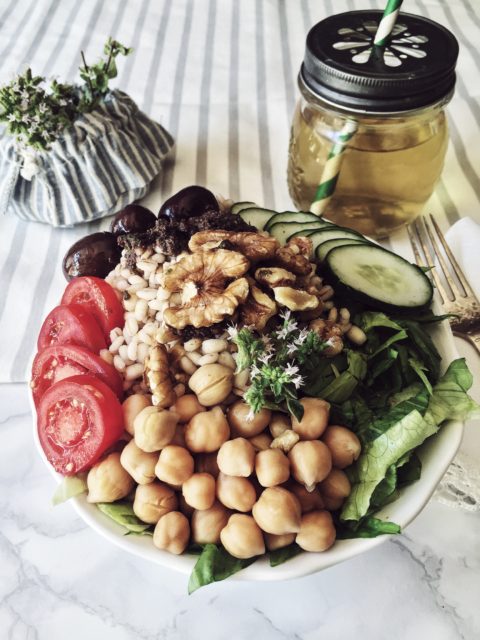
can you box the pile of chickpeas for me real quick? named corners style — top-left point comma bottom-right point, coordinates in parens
top-left (86, 368), bottom-right (362, 560)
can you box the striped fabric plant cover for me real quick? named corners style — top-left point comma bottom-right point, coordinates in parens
top-left (0, 90), bottom-right (174, 226)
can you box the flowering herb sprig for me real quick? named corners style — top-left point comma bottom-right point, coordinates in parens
top-left (229, 311), bottom-right (328, 421)
top-left (0, 38), bottom-right (132, 150)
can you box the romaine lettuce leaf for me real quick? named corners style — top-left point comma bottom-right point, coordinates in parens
top-left (52, 474), bottom-right (87, 506)
top-left (188, 544), bottom-right (257, 594)
top-left (305, 350), bottom-right (367, 403)
top-left (341, 359), bottom-right (479, 523)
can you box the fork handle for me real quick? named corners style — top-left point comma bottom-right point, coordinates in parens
top-left (456, 331), bottom-right (480, 356)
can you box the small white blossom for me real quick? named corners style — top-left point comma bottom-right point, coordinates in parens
top-left (250, 364), bottom-right (261, 379)
top-left (6, 113), bottom-right (16, 122)
top-left (292, 375), bottom-right (304, 389)
top-left (286, 342), bottom-right (297, 356)
top-left (21, 114), bottom-right (31, 124)
top-left (295, 329), bottom-right (309, 346)
top-left (226, 324), bottom-right (238, 340)
top-left (20, 89), bottom-right (30, 100)
top-left (37, 102), bottom-right (48, 114)
top-left (284, 363), bottom-right (300, 377)
top-left (258, 353), bottom-right (273, 366)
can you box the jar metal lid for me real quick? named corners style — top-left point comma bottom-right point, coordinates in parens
top-left (301, 10), bottom-right (459, 113)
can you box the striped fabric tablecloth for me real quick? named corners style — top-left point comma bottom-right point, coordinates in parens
top-left (0, 0), bottom-right (479, 382)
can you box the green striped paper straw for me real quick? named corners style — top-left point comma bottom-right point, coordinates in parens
top-left (374, 0), bottom-right (404, 46)
top-left (310, 119), bottom-right (358, 216)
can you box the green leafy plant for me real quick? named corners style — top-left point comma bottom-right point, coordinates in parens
top-left (0, 37), bottom-right (132, 150)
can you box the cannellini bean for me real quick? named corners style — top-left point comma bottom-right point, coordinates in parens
top-left (186, 351), bottom-right (203, 366)
top-left (198, 353), bottom-right (218, 366)
top-left (127, 338), bottom-right (138, 362)
top-left (99, 349), bottom-right (114, 365)
top-left (135, 300), bottom-right (149, 321)
top-left (202, 339), bottom-right (228, 354)
top-left (234, 369), bottom-right (249, 390)
top-left (180, 356), bottom-right (197, 375)
top-left (217, 351), bottom-right (236, 369)
top-left (137, 343), bottom-right (150, 364)
top-left (128, 275), bottom-right (147, 286)
top-left (114, 355), bottom-right (126, 372)
top-left (184, 338), bottom-right (202, 352)
top-left (346, 325), bottom-right (367, 345)
top-left (125, 363), bottom-right (144, 381)
top-left (137, 288), bottom-right (158, 301)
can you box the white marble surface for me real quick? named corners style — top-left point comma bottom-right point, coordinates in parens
top-left (1, 339), bottom-right (479, 640)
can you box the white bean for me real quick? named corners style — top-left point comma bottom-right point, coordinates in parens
top-left (125, 363), bottom-right (144, 381)
top-left (184, 338), bottom-right (202, 352)
top-left (346, 325), bottom-right (367, 345)
top-left (201, 339), bottom-right (228, 354)
top-left (113, 355), bottom-right (126, 372)
top-left (118, 345), bottom-right (130, 362)
top-left (143, 322), bottom-right (157, 335)
top-left (115, 278), bottom-right (129, 292)
top-left (156, 288), bottom-right (171, 301)
top-left (127, 338), bottom-right (138, 362)
top-left (234, 369), bottom-right (250, 390)
top-left (110, 327), bottom-right (123, 342)
top-left (137, 343), bottom-right (150, 364)
top-left (128, 275), bottom-right (147, 287)
top-left (123, 296), bottom-right (137, 312)
top-left (217, 351), bottom-right (236, 370)
top-left (135, 299), bottom-right (149, 322)
top-left (148, 299), bottom-right (165, 311)
top-left (186, 351), bottom-right (203, 366)
top-left (198, 353), bottom-right (219, 366)
top-left (121, 268), bottom-right (132, 279)
top-left (109, 335), bottom-right (125, 354)
top-left (137, 330), bottom-right (153, 345)
top-left (137, 261), bottom-right (156, 275)
top-left (125, 317), bottom-right (139, 336)
top-left (180, 356), bottom-right (197, 375)
top-left (137, 288), bottom-right (158, 301)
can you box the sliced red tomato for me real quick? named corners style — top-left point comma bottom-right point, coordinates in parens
top-left (37, 375), bottom-right (124, 475)
top-left (37, 304), bottom-right (107, 353)
top-left (31, 344), bottom-right (123, 407)
top-left (61, 276), bottom-right (125, 338)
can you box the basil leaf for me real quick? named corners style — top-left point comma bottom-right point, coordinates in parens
top-left (269, 543), bottom-right (303, 567)
top-left (52, 475), bottom-right (87, 506)
top-left (188, 544), bottom-right (257, 594)
top-left (96, 501), bottom-right (152, 534)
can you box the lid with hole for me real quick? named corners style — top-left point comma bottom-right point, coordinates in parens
top-left (301, 10), bottom-right (459, 113)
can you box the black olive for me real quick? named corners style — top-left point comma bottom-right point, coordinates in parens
top-left (110, 204), bottom-right (157, 236)
top-left (158, 185), bottom-right (219, 220)
top-left (63, 232), bottom-right (121, 281)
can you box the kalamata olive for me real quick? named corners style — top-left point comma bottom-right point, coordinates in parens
top-left (63, 232), bottom-right (121, 281)
top-left (110, 204), bottom-right (157, 236)
top-left (159, 186), bottom-right (219, 220)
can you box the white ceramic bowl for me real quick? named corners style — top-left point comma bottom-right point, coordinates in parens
top-left (31, 309), bottom-right (462, 582)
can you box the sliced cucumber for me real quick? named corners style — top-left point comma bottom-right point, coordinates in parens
top-left (325, 244), bottom-right (433, 311)
top-left (264, 211), bottom-right (326, 232)
top-left (231, 201), bottom-right (257, 214)
top-left (315, 237), bottom-right (370, 261)
top-left (292, 226), bottom-right (364, 251)
top-left (269, 220), bottom-right (332, 245)
top-left (239, 207), bottom-right (276, 230)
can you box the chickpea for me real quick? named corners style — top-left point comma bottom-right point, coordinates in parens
top-left (255, 449), bottom-right (290, 487)
top-left (217, 438), bottom-right (255, 477)
top-left (216, 472), bottom-right (256, 512)
top-left (153, 511), bottom-right (190, 555)
top-left (269, 412), bottom-right (290, 438)
top-left (295, 510), bottom-right (336, 552)
top-left (184, 406), bottom-right (230, 453)
top-left (319, 468), bottom-right (351, 503)
top-left (264, 532), bottom-right (296, 551)
top-left (133, 482), bottom-right (178, 524)
top-left (182, 473), bottom-right (216, 510)
top-left (134, 406), bottom-right (178, 452)
top-left (249, 432), bottom-right (273, 451)
top-left (170, 394), bottom-right (205, 423)
top-left (178, 493), bottom-right (195, 518)
top-left (220, 514), bottom-right (265, 559)
top-left (291, 397), bottom-right (330, 440)
top-left (188, 364), bottom-right (233, 406)
top-left (252, 487), bottom-right (301, 535)
top-left (155, 445), bottom-right (194, 486)
top-left (120, 439), bottom-right (158, 485)
top-left (228, 401), bottom-right (271, 437)
top-left (122, 393), bottom-right (152, 435)
top-left (322, 425), bottom-right (361, 469)
top-left (288, 481), bottom-right (325, 513)
top-left (191, 501), bottom-right (230, 544)
top-left (87, 452), bottom-right (135, 503)
top-left (322, 495), bottom-right (344, 511)
top-left (288, 440), bottom-right (332, 490)
top-left (195, 452), bottom-right (220, 478)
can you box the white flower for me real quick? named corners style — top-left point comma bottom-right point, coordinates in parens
top-left (292, 375), bottom-right (304, 389)
top-left (20, 89), bottom-right (29, 100)
top-left (284, 363), bottom-right (300, 377)
top-left (286, 342), bottom-right (297, 356)
top-left (226, 324), bottom-right (238, 340)
top-left (6, 113), bottom-right (16, 122)
top-left (276, 326), bottom-right (290, 340)
top-left (295, 329), bottom-right (309, 346)
top-left (260, 335), bottom-right (273, 352)
top-left (38, 103), bottom-right (48, 114)
top-left (258, 353), bottom-right (273, 366)
top-left (21, 114), bottom-right (31, 124)
top-left (250, 364), bottom-right (261, 379)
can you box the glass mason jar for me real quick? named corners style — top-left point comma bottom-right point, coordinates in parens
top-left (287, 10), bottom-right (459, 238)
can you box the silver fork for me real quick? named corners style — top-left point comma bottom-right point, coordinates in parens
top-left (407, 214), bottom-right (480, 355)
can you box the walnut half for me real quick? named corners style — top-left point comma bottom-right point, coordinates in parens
top-left (254, 267), bottom-right (296, 288)
top-left (189, 230), bottom-right (279, 262)
top-left (240, 283), bottom-right (277, 331)
top-left (273, 287), bottom-right (319, 311)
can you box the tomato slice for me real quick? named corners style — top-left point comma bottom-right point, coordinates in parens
top-left (31, 344), bottom-right (123, 407)
top-left (61, 276), bottom-right (125, 338)
top-left (37, 375), bottom-right (124, 475)
top-left (37, 304), bottom-right (107, 353)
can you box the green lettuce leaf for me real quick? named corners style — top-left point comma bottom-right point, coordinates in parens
top-left (269, 543), bottom-right (303, 567)
top-left (52, 474), bottom-right (87, 506)
top-left (306, 350), bottom-right (367, 403)
top-left (408, 357), bottom-right (433, 394)
top-left (355, 311), bottom-right (403, 333)
top-left (341, 359), bottom-right (479, 522)
top-left (96, 501), bottom-right (152, 534)
top-left (188, 544), bottom-right (257, 594)
top-left (336, 516), bottom-right (401, 539)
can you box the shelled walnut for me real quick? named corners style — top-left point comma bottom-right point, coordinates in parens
top-left (188, 230), bottom-right (279, 262)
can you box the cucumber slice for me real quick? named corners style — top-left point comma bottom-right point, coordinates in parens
top-left (269, 220), bottom-right (333, 245)
top-left (292, 226), bottom-right (364, 250)
top-left (239, 207), bottom-right (277, 230)
top-left (231, 201), bottom-right (256, 214)
top-left (264, 211), bottom-right (326, 231)
top-left (325, 244), bottom-right (433, 311)
top-left (315, 237), bottom-right (370, 261)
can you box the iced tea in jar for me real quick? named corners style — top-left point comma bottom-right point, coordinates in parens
top-left (287, 11), bottom-right (459, 238)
